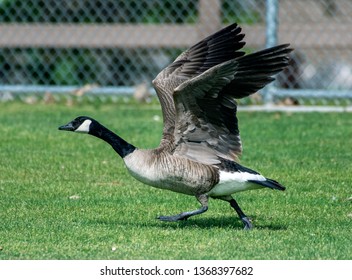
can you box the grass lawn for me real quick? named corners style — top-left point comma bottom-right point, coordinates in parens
top-left (0, 101), bottom-right (351, 260)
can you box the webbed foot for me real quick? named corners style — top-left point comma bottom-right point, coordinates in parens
top-left (157, 213), bottom-right (189, 222)
top-left (241, 216), bottom-right (253, 230)
top-left (157, 205), bottom-right (208, 222)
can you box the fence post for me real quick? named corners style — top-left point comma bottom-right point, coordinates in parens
top-left (198, 0), bottom-right (221, 38)
top-left (264, 0), bottom-right (279, 104)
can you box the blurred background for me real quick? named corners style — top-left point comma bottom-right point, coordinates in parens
top-left (0, 0), bottom-right (351, 106)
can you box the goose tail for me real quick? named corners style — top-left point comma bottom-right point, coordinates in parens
top-left (248, 178), bottom-right (286, 191)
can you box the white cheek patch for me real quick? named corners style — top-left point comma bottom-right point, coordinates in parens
top-left (75, 119), bottom-right (92, 133)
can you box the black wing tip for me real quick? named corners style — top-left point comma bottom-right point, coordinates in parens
top-left (224, 22), bottom-right (241, 32)
top-left (188, 23), bottom-right (246, 56)
top-left (237, 43), bottom-right (294, 66)
top-left (206, 22), bottom-right (245, 42)
top-left (270, 43), bottom-right (294, 54)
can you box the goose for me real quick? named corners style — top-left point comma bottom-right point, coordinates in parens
top-left (59, 23), bottom-right (292, 229)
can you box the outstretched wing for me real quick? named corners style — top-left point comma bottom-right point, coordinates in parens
top-left (152, 23), bottom-right (246, 148)
top-left (172, 44), bottom-right (293, 164)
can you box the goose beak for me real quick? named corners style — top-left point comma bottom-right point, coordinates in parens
top-left (58, 122), bottom-right (74, 131)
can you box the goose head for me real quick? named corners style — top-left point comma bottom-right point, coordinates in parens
top-left (59, 116), bottom-right (95, 134)
top-left (59, 116), bottom-right (136, 158)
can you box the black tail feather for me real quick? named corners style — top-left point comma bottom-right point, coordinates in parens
top-left (248, 178), bottom-right (286, 191)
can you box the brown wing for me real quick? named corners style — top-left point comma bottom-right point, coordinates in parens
top-left (172, 44), bottom-right (293, 164)
top-left (152, 23), bottom-right (246, 149)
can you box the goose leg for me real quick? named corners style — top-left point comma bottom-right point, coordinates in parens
top-left (229, 198), bottom-right (253, 230)
top-left (157, 194), bottom-right (208, 222)
top-left (216, 195), bottom-right (253, 230)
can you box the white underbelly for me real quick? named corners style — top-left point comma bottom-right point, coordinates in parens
top-left (207, 171), bottom-right (265, 197)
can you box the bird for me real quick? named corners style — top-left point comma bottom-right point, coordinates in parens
top-left (59, 23), bottom-right (292, 229)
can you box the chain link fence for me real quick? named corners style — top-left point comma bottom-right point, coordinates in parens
top-left (0, 0), bottom-right (351, 105)
top-left (274, 0), bottom-right (352, 106)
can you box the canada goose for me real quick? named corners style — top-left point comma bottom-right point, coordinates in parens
top-left (59, 23), bottom-right (292, 229)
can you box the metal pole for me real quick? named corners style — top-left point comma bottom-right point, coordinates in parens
top-left (266, 0), bottom-right (279, 48)
top-left (264, 0), bottom-right (279, 104)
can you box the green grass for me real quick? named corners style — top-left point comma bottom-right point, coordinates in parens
top-left (0, 102), bottom-right (351, 260)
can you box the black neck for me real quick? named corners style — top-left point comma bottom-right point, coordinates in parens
top-left (89, 122), bottom-right (135, 158)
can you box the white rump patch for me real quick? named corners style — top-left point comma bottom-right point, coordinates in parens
top-left (207, 171), bottom-right (266, 197)
top-left (219, 171), bottom-right (265, 183)
top-left (75, 119), bottom-right (92, 133)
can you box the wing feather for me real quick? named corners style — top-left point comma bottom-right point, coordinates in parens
top-left (150, 23), bottom-right (292, 165)
top-left (172, 44), bottom-right (293, 164)
top-left (152, 23), bottom-right (246, 149)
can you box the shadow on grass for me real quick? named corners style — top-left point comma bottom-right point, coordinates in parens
top-left (95, 215), bottom-right (288, 231)
top-left (154, 217), bottom-right (287, 231)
